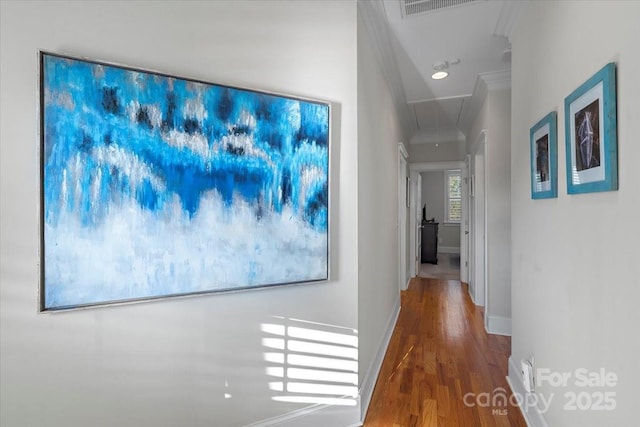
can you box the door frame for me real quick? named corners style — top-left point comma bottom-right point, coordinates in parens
top-left (469, 130), bottom-right (488, 312)
top-left (408, 172), bottom-right (422, 277)
top-left (408, 160), bottom-right (467, 283)
top-left (461, 155), bottom-right (470, 284)
top-left (398, 143), bottom-right (410, 291)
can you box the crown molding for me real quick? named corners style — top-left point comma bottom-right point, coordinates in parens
top-left (460, 69), bottom-right (511, 136)
top-left (357, 0), bottom-right (415, 137)
top-left (493, 0), bottom-right (524, 43)
top-left (410, 129), bottom-right (465, 145)
top-left (398, 142), bottom-right (409, 159)
top-left (478, 69), bottom-right (512, 91)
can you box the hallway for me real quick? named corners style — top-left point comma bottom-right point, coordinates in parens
top-left (418, 253), bottom-right (461, 282)
top-left (363, 278), bottom-right (526, 426)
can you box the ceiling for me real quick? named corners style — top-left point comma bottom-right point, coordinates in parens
top-left (376, 0), bottom-right (519, 145)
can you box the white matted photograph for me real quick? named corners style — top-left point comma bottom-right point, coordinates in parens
top-left (564, 63), bottom-right (618, 194)
top-left (530, 111), bottom-right (557, 199)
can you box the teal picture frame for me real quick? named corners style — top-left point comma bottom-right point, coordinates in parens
top-left (564, 63), bottom-right (618, 194)
top-left (530, 111), bottom-right (558, 199)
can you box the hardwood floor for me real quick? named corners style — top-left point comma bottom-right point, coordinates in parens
top-left (418, 253), bottom-right (461, 281)
top-left (363, 278), bottom-right (526, 427)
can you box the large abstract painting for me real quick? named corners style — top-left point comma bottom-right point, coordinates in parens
top-left (39, 52), bottom-right (329, 311)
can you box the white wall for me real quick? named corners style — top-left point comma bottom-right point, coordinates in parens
top-left (511, 2), bottom-right (640, 425)
top-left (408, 140), bottom-right (465, 162)
top-left (468, 99), bottom-right (488, 305)
top-left (467, 87), bottom-right (512, 333)
top-left (357, 8), bottom-right (405, 415)
top-left (486, 88), bottom-right (512, 328)
top-left (0, 2), bottom-right (359, 426)
top-left (420, 171), bottom-right (460, 251)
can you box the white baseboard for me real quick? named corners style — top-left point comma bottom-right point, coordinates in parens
top-left (245, 296), bottom-right (401, 427)
top-left (486, 315), bottom-right (511, 336)
top-left (466, 283), bottom-right (477, 305)
top-left (507, 357), bottom-right (549, 427)
top-left (438, 246), bottom-right (460, 254)
top-left (359, 295), bottom-right (401, 422)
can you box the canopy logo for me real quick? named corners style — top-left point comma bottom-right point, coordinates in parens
top-left (463, 368), bottom-right (618, 414)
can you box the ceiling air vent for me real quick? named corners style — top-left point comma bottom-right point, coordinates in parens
top-left (401, 0), bottom-right (482, 18)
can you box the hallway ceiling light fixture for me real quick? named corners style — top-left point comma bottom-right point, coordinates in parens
top-left (431, 70), bottom-right (449, 80)
top-left (431, 59), bottom-right (459, 80)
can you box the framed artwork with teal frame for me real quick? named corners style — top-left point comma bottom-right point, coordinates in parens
top-left (39, 51), bottom-right (330, 311)
top-left (530, 111), bottom-right (558, 199)
top-left (564, 62), bottom-right (618, 195)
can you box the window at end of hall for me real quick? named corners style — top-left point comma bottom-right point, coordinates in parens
top-left (445, 169), bottom-right (461, 224)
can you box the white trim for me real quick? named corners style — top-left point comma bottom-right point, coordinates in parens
top-left (507, 357), bottom-right (549, 427)
top-left (398, 142), bottom-right (409, 160)
top-left (398, 143), bottom-right (409, 293)
top-left (467, 284), bottom-right (478, 305)
top-left (479, 69), bottom-right (512, 91)
top-left (358, 0), bottom-right (414, 137)
top-left (242, 252), bottom-right (402, 427)
top-left (469, 131), bottom-right (487, 309)
top-left (461, 68), bottom-right (511, 135)
top-left (407, 93), bottom-right (471, 104)
top-left (409, 160), bottom-right (465, 173)
top-left (460, 156), bottom-right (470, 284)
top-left (438, 246), bottom-right (460, 254)
top-left (359, 295), bottom-right (401, 422)
top-left (482, 134), bottom-right (490, 332)
top-left (494, 1), bottom-right (524, 43)
top-left (409, 170), bottom-right (421, 278)
top-left (444, 169), bottom-right (462, 224)
top-left (409, 129), bottom-right (465, 145)
top-left (409, 160), bottom-right (468, 299)
top-left (485, 315), bottom-right (511, 336)
top-left (462, 78), bottom-right (488, 135)
top-left (469, 129), bottom-right (487, 157)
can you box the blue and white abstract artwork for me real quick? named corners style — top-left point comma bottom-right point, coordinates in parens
top-left (40, 52), bottom-right (329, 310)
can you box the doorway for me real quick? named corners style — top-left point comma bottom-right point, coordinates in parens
top-left (398, 143), bottom-right (409, 291)
top-left (408, 161), bottom-right (467, 283)
top-left (469, 131), bottom-right (487, 311)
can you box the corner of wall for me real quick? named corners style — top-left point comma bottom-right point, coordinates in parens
top-left (507, 357), bottom-right (549, 427)
top-left (486, 315), bottom-right (511, 336)
top-left (358, 295), bottom-right (400, 420)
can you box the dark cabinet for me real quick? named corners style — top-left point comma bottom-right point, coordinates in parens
top-left (421, 222), bottom-right (438, 264)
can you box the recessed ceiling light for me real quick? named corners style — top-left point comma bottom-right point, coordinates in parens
top-left (431, 71), bottom-right (449, 80)
top-left (431, 60), bottom-right (451, 80)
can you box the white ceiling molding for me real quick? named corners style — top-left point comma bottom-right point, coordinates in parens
top-left (407, 93), bottom-right (473, 105)
top-left (460, 74), bottom-right (488, 137)
top-left (479, 69), bottom-right (511, 91)
top-left (358, 0), bottom-right (415, 137)
top-left (469, 128), bottom-right (487, 156)
top-left (409, 129), bottom-right (465, 145)
top-left (493, 0), bottom-right (524, 43)
top-left (459, 69), bottom-right (510, 136)
top-left (409, 160), bottom-right (465, 173)
top-left (398, 142), bottom-right (409, 159)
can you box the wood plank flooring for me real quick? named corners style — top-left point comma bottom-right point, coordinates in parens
top-left (363, 278), bottom-right (526, 427)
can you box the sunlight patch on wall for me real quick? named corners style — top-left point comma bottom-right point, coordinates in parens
top-left (261, 317), bottom-right (358, 406)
